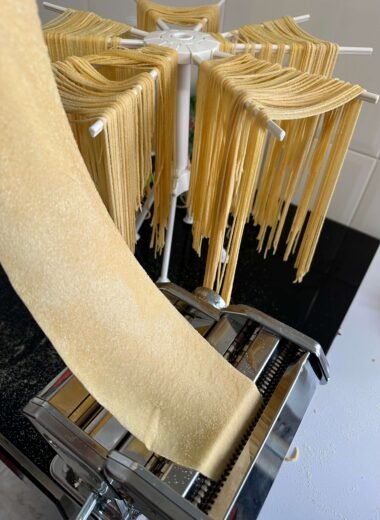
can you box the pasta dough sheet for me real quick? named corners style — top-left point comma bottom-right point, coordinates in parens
top-left (0, 0), bottom-right (261, 480)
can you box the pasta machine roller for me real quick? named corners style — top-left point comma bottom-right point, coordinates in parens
top-left (24, 283), bottom-right (329, 519)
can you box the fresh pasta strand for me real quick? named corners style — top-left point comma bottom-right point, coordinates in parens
top-left (236, 16), bottom-right (338, 75)
top-left (85, 47), bottom-right (178, 253)
top-left (210, 33), bottom-right (238, 53)
top-left (136, 0), bottom-right (220, 32)
top-left (189, 56), bottom-right (282, 255)
top-left (43, 8), bottom-right (132, 62)
top-left (189, 54), bottom-right (363, 304)
top-left (53, 57), bottom-right (155, 251)
top-left (44, 5), bottom-right (178, 253)
top-left (190, 18), bottom-right (341, 302)
top-left (292, 99), bottom-right (362, 279)
top-left (234, 17), bottom-right (340, 258)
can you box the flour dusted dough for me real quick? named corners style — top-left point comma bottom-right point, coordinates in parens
top-left (0, 0), bottom-right (261, 479)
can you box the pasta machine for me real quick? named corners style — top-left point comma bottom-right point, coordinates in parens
top-left (24, 283), bottom-right (329, 520)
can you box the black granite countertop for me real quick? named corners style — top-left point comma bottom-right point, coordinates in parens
top-left (0, 207), bottom-right (378, 481)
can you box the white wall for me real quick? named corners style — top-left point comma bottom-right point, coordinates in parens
top-left (38, 0), bottom-right (380, 238)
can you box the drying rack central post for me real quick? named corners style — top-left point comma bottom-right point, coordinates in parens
top-left (158, 62), bottom-right (192, 283)
top-left (144, 29), bottom-right (219, 283)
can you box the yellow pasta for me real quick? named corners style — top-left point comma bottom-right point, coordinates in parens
top-left (189, 55), bottom-right (363, 303)
top-left (0, 0), bottom-right (262, 481)
top-left (43, 6), bottom-right (179, 252)
top-left (237, 16), bottom-right (338, 75)
top-left (234, 17), bottom-right (340, 258)
top-left (137, 0), bottom-right (220, 32)
top-left (43, 8), bottom-right (132, 62)
top-left (53, 57), bottom-right (155, 251)
top-left (85, 47), bottom-right (178, 253)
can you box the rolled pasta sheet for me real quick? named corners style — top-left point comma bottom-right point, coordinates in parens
top-left (0, 0), bottom-right (261, 480)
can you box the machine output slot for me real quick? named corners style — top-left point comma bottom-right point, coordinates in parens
top-left (119, 436), bottom-right (154, 466)
top-left (235, 329), bottom-right (280, 383)
top-left (49, 376), bottom-right (90, 417)
top-left (186, 309), bottom-right (216, 337)
top-left (223, 320), bottom-right (257, 364)
top-left (84, 408), bottom-right (109, 434)
top-left (206, 314), bottom-right (248, 356)
top-left (89, 413), bottom-right (128, 451)
top-left (69, 395), bottom-right (100, 428)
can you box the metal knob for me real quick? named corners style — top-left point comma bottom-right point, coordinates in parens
top-left (194, 287), bottom-right (226, 309)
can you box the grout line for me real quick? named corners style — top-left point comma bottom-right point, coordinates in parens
top-left (349, 159), bottom-right (378, 227)
top-left (348, 145), bottom-right (379, 161)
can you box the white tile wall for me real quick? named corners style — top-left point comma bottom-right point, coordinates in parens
top-left (87, 0), bottom-right (134, 23)
top-left (37, 0), bottom-right (380, 238)
top-left (322, 150), bottom-right (375, 225)
top-left (352, 159), bottom-right (380, 237)
top-left (292, 148), bottom-right (377, 225)
top-left (38, 0), bottom-right (89, 23)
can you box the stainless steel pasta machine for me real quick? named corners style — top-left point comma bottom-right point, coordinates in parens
top-left (24, 283), bottom-right (329, 519)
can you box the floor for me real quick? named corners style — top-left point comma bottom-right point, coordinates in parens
top-left (0, 252), bottom-right (379, 520)
top-left (260, 250), bottom-right (380, 520)
top-left (0, 461), bottom-right (60, 519)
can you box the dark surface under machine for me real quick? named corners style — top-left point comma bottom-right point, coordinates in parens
top-left (24, 283), bottom-right (329, 519)
top-left (0, 207), bottom-right (378, 518)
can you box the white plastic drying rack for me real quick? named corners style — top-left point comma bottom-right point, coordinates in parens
top-left (43, 1), bottom-right (379, 283)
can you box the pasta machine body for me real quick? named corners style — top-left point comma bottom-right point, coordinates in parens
top-left (24, 283), bottom-right (329, 519)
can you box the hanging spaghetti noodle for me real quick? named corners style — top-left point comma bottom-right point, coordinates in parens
top-left (85, 46), bottom-right (178, 253)
top-left (44, 6), bottom-right (177, 252)
top-left (53, 57), bottom-right (155, 251)
top-left (189, 55), bottom-right (363, 303)
top-left (232, 17), bottom-right (340, 255)
top-left (43, 8), bottom-right (132, 62)
top-left (236, 16), bottom-right (338, 75)
top-left (136, 0), bottom-right (220, 32)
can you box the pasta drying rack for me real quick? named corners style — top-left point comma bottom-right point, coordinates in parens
top-left (43, 1), bottom-right (379, 284)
